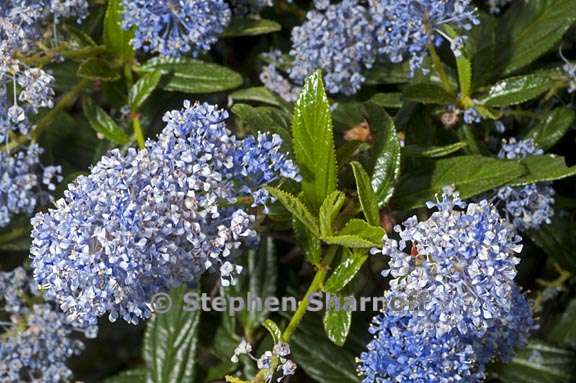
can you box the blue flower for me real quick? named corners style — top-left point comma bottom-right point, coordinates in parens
top-left (288, 0), bottom-right (377, 95)
top-left (370, 0), bottom-right (479, 74)
top-left (31, 101), bottom-right (299, 327)
top-left (121, 0), bottom-right (231, 57)
top-left (259, 50), bottom-right (301, 102)
top-left (496, 138), bottom-right (555, 231)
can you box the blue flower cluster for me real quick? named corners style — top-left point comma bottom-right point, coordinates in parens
top-left (30, 101), bottom-right (300, 327)
top-left (496, 138), bottom-right (555, 231)
top-left (121, 0), bottom-right (231, 57)
top-left (0, 267), bottom-right (91, 383)
top-left (371, 0), bottom-right (479, 74)
top-left (0, 144), bottom-right (61, 228)
top-left (358, 189), bottom-right (536, 382)
top-left (288, 0), bottom-right (377, 95)
top-left (259, 50), bottom-right (301, 102)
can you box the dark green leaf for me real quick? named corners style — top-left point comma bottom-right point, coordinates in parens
top-left (229, 87), bottom-right (291, 110)
top-left (403, 83), bottom-right (456, 105)
top-left (129, 71), bottom-right (162, 111)
top-left (481, 70), bottom-right (558, 107)
top-left (143, 286), bottom-right (201, 383)
top-left (139, 57), bottom-right (243, 94)
top-left (105, 369), bottom-right (147, 383)
top-left (525, 108), bottom-right (575, 150)
top-left (231, 104), bottom-right (291, 145)
top-left (103, 0), bottom-right (134, 62)
top-left (266, 186), bottom-right (320, 237)
top-left (223, 18), bottom-right (281, 36)
top-left (392, 156), bottom-right (525, 209)
top-left (78, 58), bottom-right (120, 81)
top-left (63, 24), bottom-right (97, 47)
top-left (323, 303), bottom-right (352, 346)
top-left (292, 71), bottom-right (337, 212)
top-left (351, 161), bottom-right (380, 226)
top-left (293, 218), bottom-right (322, 266)
top-left (469, 13), bottom-right (497, 87)
top-left (548, 297), bottom-right (576, 349)
top-left (324, 248), bottom-right (368, 293)
top-left (319, 191), bottom-right (347, 237)
top-left (365, 62), bottom-right (411, 85)
top-left (82, 96), bottom-right (130, 145)
top-left (370, 93), bottom-right (403, 108)
top-left (403, 142), bottom-right (468, 158)
top-left (510, 155), bottom-right (576, 186)
top-left (528, 212), bottom-right (576, 272)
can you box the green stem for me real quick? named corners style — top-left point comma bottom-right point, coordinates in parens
top-left (428, 42), bottom-right (453, 94)
top-left (21, 45), bottom-right (106, 67)
top-left (281, 246), bottom-right (338, 342)
top-left (132, 114), bottom-right (145, 149)
top-left (0, 227), bottom-right (28, 246)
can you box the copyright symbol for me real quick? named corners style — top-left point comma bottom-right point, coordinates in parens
top-left (150, 292), bottom-right (172, 313)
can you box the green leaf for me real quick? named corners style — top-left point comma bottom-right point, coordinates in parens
top-left (103, 0), bottom-right (134, 62)
top-left (481, 70), bottom-right (558, 107)
top-left (223, 18), bottom-right (281, 36)
top-left (351, 161), bottom-right (380, 226)
top-left (323, 235), bottom-right (375, 249)
top-left (510, 155), bottom-right (576, 186)
top-left (456, 56), bottom-right (472, 97)
top-left (105, 369), bottom-right (147, 383)
top-left (369, 93), bottom-right (403, 108)
top-left (319, 191), bottom-right (347, 237)
top-left (493, 342), bottom-right (576, 383)
top-left (338, 219), bottom-right (384, 245)
top-left (143, 286), bottom-right (201, 383)
top-left (139, 57), bottom-right (243, 94)
top-left (392, 155), bottom-right (525, 209)
top-left (323, 303), bottom-right (352, 346)
top-left (77, 58), bottom-right (120, 81)
top-left (324, 248), bottom-right (368, 293)
top-left (548, 297), bottom-right (576, 349)
top-left (231, 104), bottom-right (291, 145)
top-left (293, 218), bottom-right (322, 266)
top-left (292, 70), bottom-right (337, 212)
top-left (63, 24), bottom-right (97, 47)
top-left (497, 0), bottom-right (576, 75)
top-left (528, 212), bottom-right (576, 272)
top-left (469, 13), bottom-right (497, 87)
top-left (82, 96), bottom-right (130, 145)
top-left (364, 103), bottom-right (401, 207)
top-left (229, 87), bottom-right (291, 110)
top-left (266, 186), bottom-right (320, 237)
top-left (365, 62), bottom-right (411, 85)
top-left (525, 108), bottom-right (576, 150)
top-left (403, 142), bottom-right (468, 158)
top-left (262, 319), bottom-right (282, 344)
top-left (403, 83), bottom-right (456, 105)
top-left (129, 71), bottom-right (162, 112)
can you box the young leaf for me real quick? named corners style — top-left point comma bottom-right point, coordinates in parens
top-left (129, 71), bottom-right (162, 112)
top-left (481, 70), bottom-right (558, 107)
top-left (338, 219), bottom-right (384, 245)
top-left (403, 83), bottom-right (456, 105)
top-left (82, 97), bottom-right (130, 145)
top-left (322, 235), bottom-right (376, 249)
top-left (525, 108), bottom-right (575, 150)
top-left (139, 57), bottom-right (243, 94)
top-left (319, 191), bottom-right (347, 237)
top-left (143, 286), bottom-right (201, 383)
top-left (103, 0), bottom-right (134, 62)
top-left (293, 218), bottom-right (322, 266)
top-left (292, 70), bottom-right (337, 212)
top-left (364, 103), bottom-right (401, 207)
top-left (266, 186), bottom-right (320, 237)
top-left (78, 58), bottom-right (120, 81)
top-left (456, 56), bottom-right (472, 97)
top-left (262, 319), bottom-right (283, 344)
top-left (223, 18), bottom-right (281, 37)
top-left (350, 161), bottom-right (380, 227)
top-left (324, 248), bottom-right (368, 293)
top-left (323, 302), bottom-right (352, 346)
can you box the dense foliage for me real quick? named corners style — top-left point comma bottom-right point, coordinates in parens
top-left (1, 0), bottom-right (576, 382)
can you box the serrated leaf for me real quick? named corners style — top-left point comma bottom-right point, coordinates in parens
top-left (144, 286), bottom-right (201, 383)
top-left (319, 191), bottom-right (346, 237)
top-left (103, 0), bottom-right (134, 62)
top-left (351, 161), bottom-right (380, 226)
top-left (82, 96), bottom-right (130, 145)
top-left (78, 58), bottom-right (120, 81)
top-left (482, 70), bottom-right (558, 107)
top-left (403, 83), bottom-right (456, 104)
top-left (106, 369), bottom-right (147, 383)
top-left (525, 108), bottom-right (575, 150)
top-left (456, 56), bottom-right (472, 97)
top-left (510, 155), bottom-right (576, 186)
top-left (229, 87), bottom-right (291, 110)
top-left (403, 142), bottom-right (468, 158)
top-left (323, 235), bottom-right (375, 249)
top-left (139, 57), bottom-right (243, 94)
top-left (129, 71), bottom-right (162, 111)
top-left (293, 218), bottom-right (322, 266)
top-left (339, 219), bottom-right (384, 245)
top-left (223, 18), bottom-right (281, 36)
top-left (262, 319), bottom-right (282, 344)
top-left (324, 248), bottom-right (368, 293)
top-left (497, 0), bottom-right (576, 75)
top-left (292, 71), bottom-right (337, 212)
top-left (493, 342), bottom-right (576, 383)
top-left (392, 155), bottom-right (525, 209)
top-left (364, 103), bottom-right (401, 207)
top-left (323, 302), bottom-right (352, 346)
top-left (266, 186), bottom-right (320, 237)
top-left (231, 104), bottom-right (291, 145)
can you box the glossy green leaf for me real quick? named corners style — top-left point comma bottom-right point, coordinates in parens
top-left (338, 219), bottom-right (384, 245)
top-left (497, 0), bottom-right (576, 75)
top-left (82, 96), bottom-right (130, 145)
top-left (493, 342), bottom-right (576, 383)
top-left (392, 156), bottom-right (525, 209)
top-left (223, 18), bottom-right (281, 36)
top-left (364, 103), bottom-right (401, 207)
top-left (510, 155), bottom-right (576, 186)
top-left (323, 303), bottom-right (352, 346)
top-left (266, 186), bottom-right (320, 237)
top-left (292, 70), bottom-right (337, 212)
top-left (351, 161), bottom-right (380, 226)
top-left (548, 297), bottom-right (576, 349)
top-left (319, 191), bottom-right (346, 237)
top-left (231, 104), bottom-right (291, 145)
top-left (262, 319), bottom-right (282, 344)
top-left (528, 212), bottom-right (576, 272)
top-left (143, 286), bottom-right (201, 383)
top-left (229, 87), bottom-right (291, 110)
top-left (481, 70), bottom-right (558, 107)
top-left (139, 57), bottom-right (243, 94)
top-left (293, 218), bottom-right (322, 266)
top-left (103, 0), bottom-right (134, 62)
top-left (323, 235), bottom-right (375, 249)
top-left (324, 248), bottom-right (368, 293)
top-left (370, 93), bottom-right (403, 108)
top-left (456, 56), bottom-right (472, 97)
top-left (403, 83), bottom-right (456, 105)
top-left (129, 71), bottom-right (162, 112)
top-left (365, 62), bottom-right (411, 85)
top-left (78, 58), bottom-right (120, 81)
top-left (403, 142), bottom-right (468, 158)
top-left (525, 108), bottom-right (576, 150)
top-left (469, 13), bottom-right (497, 87)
